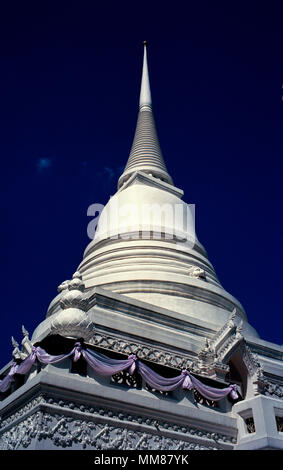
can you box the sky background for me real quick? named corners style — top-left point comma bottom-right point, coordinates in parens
top-left (0, 1), bottom-right (282, 367)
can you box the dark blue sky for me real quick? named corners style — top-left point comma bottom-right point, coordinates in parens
top-left (0, 2), bottom-right (282, 367)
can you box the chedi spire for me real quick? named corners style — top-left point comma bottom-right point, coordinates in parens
top-left (118, 41), bottom-right (173, 189)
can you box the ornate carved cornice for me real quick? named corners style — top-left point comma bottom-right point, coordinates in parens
top-left (263, 380), bottom-right (283, 400)
top-left (0, 394), bottom-right (236, 450)
top-left (190, 309), bottom-right (245, 379)
top-left (89, 331), bottom-right (194, 371)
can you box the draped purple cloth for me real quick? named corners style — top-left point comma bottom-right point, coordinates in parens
top-left (0, 362), bottom-right (19, 393)
top-left (81, 349), bottom-right (137, 376)
top-left (16, 344), bottom-right (80, 373)
top-left (136, 361), bottom-right (238, 400)
top-left (137, 361), bottom-right (192, 391)
top-left (0, 344), bottom-right (80, 393)
top-left (190, 374), bottom-right (238, 400)
top-left (0, 342), bottom-right (239, 401)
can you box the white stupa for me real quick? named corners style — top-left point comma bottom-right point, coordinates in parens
top-left (0, 43), bottom-right (282, 451)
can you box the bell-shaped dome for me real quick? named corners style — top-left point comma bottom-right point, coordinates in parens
top-left (94, 177), bottom-right (195, 244)
top-left (78, 172), bottom-right (258, 340)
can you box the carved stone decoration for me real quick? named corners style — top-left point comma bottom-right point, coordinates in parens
top-left (50, 310), bottom-right (95, 342)
top-left (211, 311), bottom-right (235, 347)
top-left (89, 332), bottom-right (193, 371)
top-left (59, 272), bottom-right (86, 311)
top-left (241, 344), bottom-right (267, 395)
top-left (58, 271), bottom-right (84, 291)
top-left (69, 271), bottom-right (84, 290)
top-left (0, 412), bottom-right (41, 450)
top-left (0, 409), bottom-right (222, 450)
top-left (21, 325), bottom-right (33, 357)
top-left (190, 310), bottom-right (244, 378)
top-left (216, 334), bottom-right (242, 363)
top-left (191, 308), bottom-right (278, 393)
top-left (11, 325), bottom-right (33, 361)
top-left (251, 365), bottom-right (268, 395)
top-left (193, 389), bottom-right (217, 408)
top-left (11, 337), bottom-right (23, 361)
top-left (235, 320), bottom-right (243, 339)
top-left (188, 266), bottom-right (206, 280)
top-left (195, 338), bottom-right (218, 376)
top-left (0, 396), bottom-right (236, 450)
top-left (262, 380), bottom-right (283, 400)
top-left (50, 271), bottom-right (96, 341)
top-left (57, 280), bottom-right (69, 293)
top-left (212, 310), bottom-right (238, 346)
top-left (239, 344), bottom-right (256, 377)
top-left (111, 370), bottom-right (142, 389)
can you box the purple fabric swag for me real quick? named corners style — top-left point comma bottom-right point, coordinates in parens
top-left (0, 343), bottom-right (239, 401)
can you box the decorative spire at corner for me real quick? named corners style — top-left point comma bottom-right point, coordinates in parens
top-left (11, 326), bottom-right (33, 360)
top-left (139, 41), bottom-right (152, 110)
top-left (118, 42), bottom-right (174, 190)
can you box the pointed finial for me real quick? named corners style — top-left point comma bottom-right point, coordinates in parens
top-left (11, 336), bottom-right (22, 360)
top-left (22, 325), bottom-right (29, 337)
top-left (139, 40), bottom-right (152, 109)
top-left (117, 41), bottom-right (174, 189)
top-left (11, 336), bottom-right (19, 348)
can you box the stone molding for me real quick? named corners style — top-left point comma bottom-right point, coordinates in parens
top-left (11, 313), bottom-right (283, 401)
top-left (13, 296), bottom-right (283, 400)
top-left (264, 381), bottom-right (283, 400)
top-left (118, 170), bottom-right (184, 199)
top-left (0, 395), bottom-right (236, 450)
top-left (89, 331), bottom-right (194, 371)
